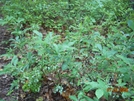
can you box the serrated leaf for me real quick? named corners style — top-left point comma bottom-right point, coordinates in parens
top-left (95, 89), bottom-right (104, 99)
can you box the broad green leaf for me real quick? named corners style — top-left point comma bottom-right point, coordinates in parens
top-left (116, 55), bottom-right (131, 65)
top-left (94, 32), bottom-right (100, 36)
top-left (97, 79), bottom-right (107, 89)
top-left (95, 43), bottom-right (102, 51)
top-left (78, 91), bottom-right (85, 99)
top-left (116, 79), bottom-right (126, 86)
top-left (84, 85), bottom-right (91, 92)
top-left (0, 19), bottom-right (7, 25)
top-left (102, 49), bottom-right (117, 58)
top-left (69, 95), bottom-right (78, 101)
top-left (89, 81), bottom-right (99, 89)
top-left (117, 67), bottom-right (129, 73)
top-left (95, 89), bottom-right (104, 99)
top-left (62, 62), bottom-right (68, 70)
top-left (122, 92), bottom-right (131, 98)
top-left (33, 30), bottom-right (43, 38)
top-left (127, 20), bottom-right (134, 31)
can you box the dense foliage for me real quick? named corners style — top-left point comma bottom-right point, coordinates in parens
top-left (0, 0), bottom-right (134, 101)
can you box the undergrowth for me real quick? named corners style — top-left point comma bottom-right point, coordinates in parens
top-left (0, 0), bottom-right (134, 101)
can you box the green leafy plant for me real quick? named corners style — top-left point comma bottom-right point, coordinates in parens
top-left (0, 0), bottom-right (134, 101)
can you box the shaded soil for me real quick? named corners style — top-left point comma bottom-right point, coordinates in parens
top-left (0, 15), bottom-right (18, 101)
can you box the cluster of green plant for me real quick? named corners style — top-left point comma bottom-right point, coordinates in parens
top-left (67, 23), bottom-right (134, 100)
top-left (0, 0), bottom-right (134, 101)
top-left (0, 0), bottom-right (131, 32)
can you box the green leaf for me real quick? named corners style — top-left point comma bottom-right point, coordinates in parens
top-left (95, 43), bottom-right (102, 51)
top-left (69, 95), bottom-right (78, 101)
top-left (127, 20), bottom-right (134, 31)
top-left (122, 92), bottom-right (131, 98)
top-left (89, 81), bottom-right (99, 89)
top-left (62, 62), bottom-right (68, 70)
top-left (95, 89), bottom-right (104, 99)
top-left (83, 85), bottom-right (91, 92)
top-left (83, 95), bottom-right (94, 101)
top-left (61, 41), bottom-right (76, 51)
top-left (53, 44), bottom-right (59, 53)
top-left (117, 67), bottom-right (129, 73)
top-left (116, 79), bottom-right (126, 86)
top-left (97, 79), bottom-right (107, 89)
top-left (102, 49), bottom-right (117, 58)
top-left (78, 91), bottom-right (85, 99)
top-left (116, 55), bottom-right (131, 65)
top-left (11, 56), bottom-right (18, 66)
top-left (33, 30), bottom-right (43, 39)
top-left (0, 99), bottom-right (5, 101)
top-left (0, 19), bottom-right (7, 25)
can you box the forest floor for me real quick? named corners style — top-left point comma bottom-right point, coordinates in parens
top-left (0, 29), bottom-right (69, 101)
top-left (0, 9), bottom-right (69, 101)
top-left (0, 3), bottom-right (129, 101)
top-left (0, 15), bottom-right (18, 101)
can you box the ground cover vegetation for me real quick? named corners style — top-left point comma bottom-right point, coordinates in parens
top-left (0, 0), bottom-right (134, 101)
